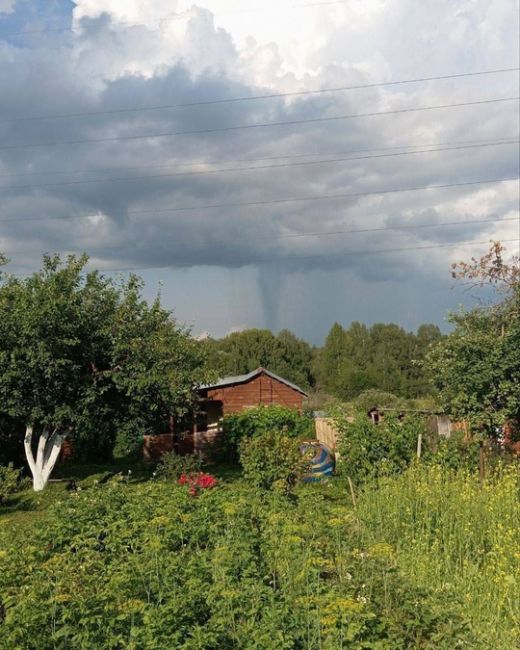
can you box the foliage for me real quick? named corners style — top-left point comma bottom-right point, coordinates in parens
top-left (221, 404), bottom-right (314, 457)
top-left (315, 321), bottom-right (441, 401)
top-left (239, 430), bottom-right (311, 494)
top-left (355, 463), bottom-right (520, 648)
top-left (0, 463), bottom-right (21, 504)
top-left (0, 254), bottom-right (208, 488)
top-left (351, 389), bottom-right (406, 413)
top-left (202, 321), bottom-right (443, 402)
top-left (427, 244), bottom-right (520, 433)
top-left (430, 430), bottom-right (485, 471)
top-left (0, 478), bottom-right (476, 649)
top-left (154, 453), bottom-right (203, 481)
top-left (334, 411), bottom-right (427, 484)
top-left (0, 416), bottom-right (24, 466)
top-left (202, 327), bottom-right (315, 390)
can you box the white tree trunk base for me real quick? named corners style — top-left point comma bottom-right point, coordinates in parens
top-left (24, 425), bottom-right (65, 491)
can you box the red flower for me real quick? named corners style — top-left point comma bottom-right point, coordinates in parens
top-left (196, 473), bottom-right (218, 489)
top-left (178, 472), bottom-right (218, 495)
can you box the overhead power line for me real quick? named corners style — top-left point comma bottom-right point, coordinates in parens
top-left (0, 177), bottom-right (517, 225)
top-left (3, 237), bottom-right (519, 272)
top-left (1, 135), bottom-right (516, 181)
top-left (0, 68), bottom-right (517, 124)
top-left (2, 140), bottom-right (517, 192)
top-left (296, 238), bottom-right (520, 262)
top-left (1, 97), bottom-right (518, 152)
top-left (274, 216), bottom-right (517, 241)
top-left (29, 239), bottom-right (520, 274)
top-left (2, 216), bottom-right (515, 258)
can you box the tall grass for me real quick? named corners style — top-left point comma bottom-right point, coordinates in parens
top-left (356, 463), bottom-right (520, 648)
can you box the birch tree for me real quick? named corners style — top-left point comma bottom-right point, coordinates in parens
top-left (0, 254), bottom-right (207, 490)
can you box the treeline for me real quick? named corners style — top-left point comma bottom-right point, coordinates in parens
top-left (201, 322), bottom-right (443, 401)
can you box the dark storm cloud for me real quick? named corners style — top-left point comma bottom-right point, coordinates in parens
top-left (0, 5), bottom-right (518, 285)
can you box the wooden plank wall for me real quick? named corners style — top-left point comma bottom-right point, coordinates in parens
top-left (315, 417), bottom-right (340, 451)
top-left (207, 373), bottom-right (303, 414)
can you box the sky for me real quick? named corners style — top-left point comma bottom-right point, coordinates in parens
top-left (0, 0), bottom-right (518, 344)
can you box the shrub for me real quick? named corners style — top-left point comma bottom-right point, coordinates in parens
top-left (430, 429), bottom-right (485, 470)
top-left (334, 411), bottom-right (427, 484)
top-left (0, 463), bottom-right (21, 504)
top-left (239, 430), bottom-right (311, 494)
top-left (154, 452), bottom-right (202, 481)
top-left (221, 405), bottom-right (314, 458)
top-left (352, 389), bottom-right (406, 413)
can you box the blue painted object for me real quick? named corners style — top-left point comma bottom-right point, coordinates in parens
top-left (300, 441), bottom-right (335, 482)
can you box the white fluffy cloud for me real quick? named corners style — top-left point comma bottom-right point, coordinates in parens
top-left (0, 0), bottom-right (16, 14)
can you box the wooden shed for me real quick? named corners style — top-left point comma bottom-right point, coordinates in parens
top-left (192, 367), bottom-right (308, 454)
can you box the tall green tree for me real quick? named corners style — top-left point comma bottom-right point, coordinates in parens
top-left (0, 255), bottom-right (207, 490)
top-left (316, 321), bottom-right (440, 400)
top-left (427, 243), bottom-right (520, 433)
top-left (203, 328), bottom-right (314, 389)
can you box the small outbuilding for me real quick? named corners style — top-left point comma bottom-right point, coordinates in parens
top-left (143, 368), bottom-right (308, 459)
top-left (192, 367), bottom-right (308, 454)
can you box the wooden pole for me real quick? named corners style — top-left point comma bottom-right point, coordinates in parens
top-left (347, 477), bottom-right (357, 509)
top-left (416, 433), bottom-right (423, 460)
top-left (479, 441), bottom-right (485, 488)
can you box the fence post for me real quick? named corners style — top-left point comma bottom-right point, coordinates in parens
top-left (416, 433), bottom-right (423, 460)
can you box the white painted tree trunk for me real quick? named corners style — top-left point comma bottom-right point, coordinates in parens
top-left (24, 425), bottom-right (65, 491)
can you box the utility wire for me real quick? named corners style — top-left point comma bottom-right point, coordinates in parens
top-left (0, 68), bottom-right (517, 124)
top-left (1, 135), bottom-right (515, 180)
top-left (274, 216), bottom-right (517, 241)
top-left (25, 238), bottom-right (520, 274)
top-left (294, 238), bottom-right (520, 262)
top-left (1, 97), bottom-right (518, 152)
top-left (2, 216), bottom-right (515, 258)
top-left (0, 177), bottom-right (517, 224)
top-left (2, 140), bottom-right (517, 192)
top-left (3, 238), bottom-right (519, 271)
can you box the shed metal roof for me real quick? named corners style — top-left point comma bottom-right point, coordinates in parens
top-left (199, 367), bottom-right (308, 396)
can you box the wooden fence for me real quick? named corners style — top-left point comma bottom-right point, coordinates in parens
top-left (314, 417), bottom-right (340, 451)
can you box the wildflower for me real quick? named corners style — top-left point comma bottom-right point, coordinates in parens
top-left (178, 472), bottom-right (218, 496)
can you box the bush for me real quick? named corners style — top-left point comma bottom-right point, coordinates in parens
top-left (154, 452), bottom-right (202, 481)
top-left (221, 405), bottom-right (314, 458)
top-left (352, 389), bottom-right (406, 413)
top-left (430, 429), bottom-right (485, 470)
top-left (0, 463), bottom-right (21, 504)
top-left (334, 411), bottom-right (427, 484)
top-left (239, 430), bottom-right (311, 494)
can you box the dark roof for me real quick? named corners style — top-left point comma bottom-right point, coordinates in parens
top-left (199, 367), bottom-right (308, 396)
